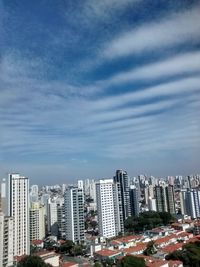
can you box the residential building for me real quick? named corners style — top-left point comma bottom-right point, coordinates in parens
top-left (47, 200), bottom-right (58, 236)
top-left (30, 202), bottom-right (45, 241)
top-left (7, 173), bottom-right (30, 256)
top-left (96, 179), bottom-right (123, 238)
top-left (155, 185), bottom-right (175, 214)
top-left (113, 170), bottom-right (131, 220)
top-left (64, 181), bottom-right (84, 242)
top-left (129, 185), bottom-right (140, 217)
top-left (0, 210), bottom-right (14, 267)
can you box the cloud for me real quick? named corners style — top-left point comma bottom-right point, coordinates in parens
top-left (103, 5), bottom-right (200, 59)
top-left (104, 51), bottom-right (200, 86)
top-left (93, 76), bottom-right (200, 111)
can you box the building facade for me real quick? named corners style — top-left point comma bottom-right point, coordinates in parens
top-left (64, 182), bottom-right (85, 242)
top-left (30, 202), bottom-right (45, 241)
top-left (7, 173), bottom-right (30, 256)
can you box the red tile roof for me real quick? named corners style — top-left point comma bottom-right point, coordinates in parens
top-left (123, 243), bottom-right (146, 254)
top-left (95, 249), bottom-right (121, 257)
top-left (162, 243), bottom-right (183, 253)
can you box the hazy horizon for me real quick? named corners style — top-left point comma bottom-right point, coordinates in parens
top-left (1, 0), bottom-right (200, 184)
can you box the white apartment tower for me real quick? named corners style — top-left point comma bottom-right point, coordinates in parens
top-left (30, 202), bottom-right (45, 241)
top-left (64, 181), bottom-right (85, 242)
top-left (7, 173), bottom-right (30, 256)
top-left (47, 200), bottom-right (58, 236)
top-left (96, 179), bottom-right (122, 238)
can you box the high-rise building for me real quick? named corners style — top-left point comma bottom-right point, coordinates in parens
top-left (0, 211), bottom-right (14, 267)
top-left (114, 170), bottom-right (131, 220)
top-left (7, 173), bottom-right (30, 256)
top-left (96, 179), bottom-right (118, 238)
top-left (129, 185), bottom-right (140, 217)
top-left (56, 198), bottom-right (65, 239)
top-left (181, 189), bottom-right (200, 219)
top-left (148, 197), bottom-right (157, 212)
top-left (64, 181), bottom-right (84, 242)
top-left (166, 185), bottom-right (176, 214)
top-left (155, 185), bottom-right (175, 214)
top-left (47, 200), bottom-right (58, 236)
top-left (30, 202), bottom-right (45, 241)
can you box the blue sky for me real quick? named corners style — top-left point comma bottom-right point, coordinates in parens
top-left (1, 0), bottom-right (200, 184)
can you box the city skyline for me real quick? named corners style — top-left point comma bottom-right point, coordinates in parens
top-left (1, 0), bottom-right (200, 184)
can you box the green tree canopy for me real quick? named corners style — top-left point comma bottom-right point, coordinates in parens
top-left (60, 240), bottom-right (75, 253)
top-left (18, 255), bottom-right (53, 267)
top-left (166, 241), bottom-right (200, 267)
top-left (117, 255), bottom-right (145, 267)
top-left (143, 241), bottom-right (157, 256)
top-left (124, 211), bottom-right (175, 233)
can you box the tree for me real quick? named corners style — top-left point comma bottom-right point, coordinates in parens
top-left (60, 240), bottom-right (75, 254)
top-left (18, 255), bottom-right (53, 267)
top-left (166, 241), bottom-right (200, 267)
top-left (143, 241), bottom-right (157, 256)
top-left (94, 261), bottom-right (102, 267)
top-left (158, 212), bottom-right (175, 225)
top-left (124, 211), bottom-right (176, 234)
top-left (90, 220), bottom-right (98, 230)
top-left (70, 244), bottom-right (83, 256)
top-left (102, 258), bottom-right (114, 266)
top-left (117, 255), bottom-right (145, 267)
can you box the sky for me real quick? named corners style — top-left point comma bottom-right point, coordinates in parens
top-left (0, 0), bottom-right (200, 185)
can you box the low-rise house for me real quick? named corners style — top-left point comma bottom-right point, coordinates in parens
top-left (94, 249), bottom-right (122, 261)
top-left (122, 243), bottom-right (146, 256)
top-left (109, 235), bottom-right (141, 249)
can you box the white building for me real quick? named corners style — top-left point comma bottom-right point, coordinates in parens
top-left (7, 173), bottom-right (30, 256)
top-left (0, 210), bottom-right (14, 267)
top-left (96, 179), bottom-right (121, 238)
top-left (148, 197), bottom-right (157, 211)
top-left (47, 200), bottom-right (58, 236)
top-left (30, 202), bottom-right (45, 241)
top-left (64, 181), bottom-right (85, 242)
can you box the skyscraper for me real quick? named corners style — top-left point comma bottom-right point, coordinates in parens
top-left (47, 200), bottom-right (58, 236)
top-left (114, 170), bottom-right (131, 220)
top-left (96, 179), bottom-right (122, 238)
top-left (7, 173), bottom-right (30, 256)
top-left (129, 185), bottom-right (140, 217)
top-left (64, 181), bottom-right (85, 242)
top-left (155, 185), bottom-right (175, 214)
top-left (181, 189), bottom-right (200, 219)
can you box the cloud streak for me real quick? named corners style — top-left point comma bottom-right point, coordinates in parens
top-left (103, 5), bottom-right (200, 59)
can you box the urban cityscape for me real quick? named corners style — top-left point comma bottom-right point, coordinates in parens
top-left (1, 0), bottom-right (200, 267)
top-left (1, 171), bottom-right (200, 267)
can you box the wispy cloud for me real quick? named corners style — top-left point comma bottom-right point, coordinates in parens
top-left (103, 5), bottom-right (200, 59)
top-left (104, 51), bottom-right (200, 86)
